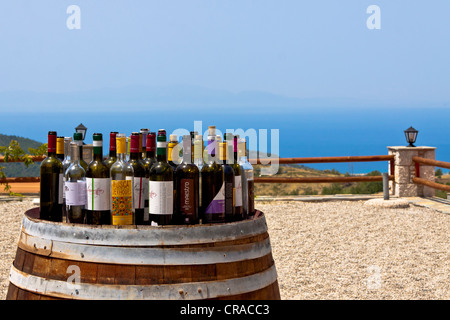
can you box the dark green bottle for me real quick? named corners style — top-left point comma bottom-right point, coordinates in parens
top-left (219, 141), bottom-right (235, 222)
top-left (174, 135), bottom-right (199, 225)
top-left (129, 132), bottom-right (149, 225)
top-left (40, 131), bottom-right (63, 221)
top-left (85, 133), bottom-right (111, 225)
top-left (201, 133), bottom-right (225, 223)
top-left (149, 130), bottom-right (174, 226)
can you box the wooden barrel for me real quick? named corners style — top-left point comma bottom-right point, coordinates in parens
top-left (6, 208), bottom-right (280, 300)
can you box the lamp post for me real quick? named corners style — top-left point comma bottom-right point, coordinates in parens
top-left (75, 123), bottom-right (87, 142)
top-left (404, 126), bottom-right (418, 147)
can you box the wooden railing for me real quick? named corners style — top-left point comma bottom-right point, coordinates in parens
top-left (412, 156), bottom-right (450, 192)
top-left (0, 154), bottom-right (396, 185)
top-left (251, 155), bottom-right (395, 184)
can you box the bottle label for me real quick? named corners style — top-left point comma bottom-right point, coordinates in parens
top-left (234, 175), bottom-right (242, 207)
top-left (132, 176), bottom-right (148, 209)
top-left (86, 178), bottom-right (111, 211)
top-left (111, 179), bottom-right (133, 225)
top-left (58, 174), bottom-right (64, 204)
top-left (149, 181), bottom-right (173, 215)
top-left (180, 179), bottom-right (195, 216)
top-left (205, 182), bottom-right (225, 214)
top-left (65, 181), bottom-right (87, 206)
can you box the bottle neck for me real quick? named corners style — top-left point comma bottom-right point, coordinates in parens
top-left (156, 141), bottom-right (167, 162)
top-left (146, 150), bottom-right (155, 159)
top-left (93, 141), bottom-right (103, 161)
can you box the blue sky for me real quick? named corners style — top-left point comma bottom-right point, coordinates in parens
top-left (0, 1), bottom-right (449, 107)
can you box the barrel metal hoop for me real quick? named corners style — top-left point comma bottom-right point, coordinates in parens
top-left (22, 210), bottom-right (268, 246)
top-left (9, 264), bottom-right (278, 300)
top-left (18, 230), bottom-right (272, 265)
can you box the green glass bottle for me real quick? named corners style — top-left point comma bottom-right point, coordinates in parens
top-left (65, 142), bottom-right (87, 224)
top-left (149, 130), bottom-right (174, 226)
top-left (129, 132), bottom-right (148, 225)
top-left (174, 135), bottom-right (199, 225)
top-left (85, 133), bottom-right (111, 225)
top-left (231, 135), bottom-right (243, 220)
top-left (201, 130), bottom-right (225, 224)
top-left (40, 131), bottom-right (63, 221)
top-left (219, 141), bottom-right (235, 222)
top-left (142, 132), bottom-right (157, 172)
top-left (104, 131), bottom-right (118, 170)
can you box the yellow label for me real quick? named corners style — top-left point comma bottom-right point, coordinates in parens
top-left (116, 136), bottom-right (126, 154)
top-left (56, 137), bottom-right (64, 154)
top-left (111, 180), bottom-right (133, 225)
top-left (167, 142), bottom-right (177, 161)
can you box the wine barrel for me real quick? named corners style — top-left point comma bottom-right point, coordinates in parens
top-left (6, 208), bottom-right (280, 300)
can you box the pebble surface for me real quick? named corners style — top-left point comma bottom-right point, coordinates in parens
top-left (0, 199), bottom-right (448, 300)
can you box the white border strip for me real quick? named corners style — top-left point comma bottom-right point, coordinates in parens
top-left (22, 210), bottom-right (268, 246)
top-left (19, 231), bottom-right (272, 265)
top-left (9, 264), bottom-right (278, 300)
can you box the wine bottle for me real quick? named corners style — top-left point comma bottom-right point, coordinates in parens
top-left (110, 133), bottom-right (134, 225)
top-left (201, 134), bottom-right (225, 223)
top-left (149, 130), bottom-right (174, 226)
top-left (193, 134), bottom-right (204, 218)
top-left (61, 137), bottom-right (73, 223)
top-left (73, 132), bottom-right (88, 172)
top-left (129, 132), bottom-right (148, 225)
top-left (231, 135), bottom-right (243, 220)
top-left (85, 133), bottom-right (111, 225)
top-left (174, 135), bottom-right (199, 225)
top-left (105, 131), bottom-right (118, 170)
top-left (239, 139), bottom-right (255, 217)
top-left (65, 142), bottom-right (87, 224)
top-left (224, 134), bottom-right (243, 220)
top-left (219, 141), bottom-right (235, 222)
top-left (56, 136), bottom-right (65, 161)
top-left (40, 131), bottom-right (63, 222)
top-left (142, 131), bottom-right (156, 172)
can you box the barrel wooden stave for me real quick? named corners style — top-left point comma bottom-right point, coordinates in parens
top-left (7, 208), bottom-right (280, 300)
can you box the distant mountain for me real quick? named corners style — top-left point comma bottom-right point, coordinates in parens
top-left (0, 85), bottom-right (391, 112)
top-left (0, 134), bottom-right (44, 178)
top-left (0, 134), bottom-right (43, 152)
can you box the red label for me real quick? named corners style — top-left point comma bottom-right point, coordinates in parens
top-left (130, 135), bottom-right (140, 153)
top-left (147, 133), bottom-right (156, 151)
top-left (48, 134), bottom-right (56, 153)
top-left (110, 133), bottom-right (117, 151)
top-left (180, 179), bottom-right (194, 216)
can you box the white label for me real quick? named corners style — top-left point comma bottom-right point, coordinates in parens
top-left (235, 175), bottom-right (243, 207)
top-left (58, 174), bottom-right (64, 204)
top-left (133, 177), bottom-right (148, 209)
top-left (86, 178), bottom-right (111, 211)
top-left (65, 181), bottom-right (87, 206)
top-left (149, 181), bottom-right (173, 215)
top-left (93, 141), bottom-right (102, 147)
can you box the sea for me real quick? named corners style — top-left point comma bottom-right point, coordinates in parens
top-left (1, 106), bottom-right (449, 174)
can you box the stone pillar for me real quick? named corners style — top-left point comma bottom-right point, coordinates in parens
top-left (388, 146), bottom-right (436, 197)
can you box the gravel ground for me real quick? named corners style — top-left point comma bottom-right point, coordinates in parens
top-left (0, 199), bottom-right (448, 300)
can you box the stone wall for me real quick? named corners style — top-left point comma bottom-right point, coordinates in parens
top-left (388, 146), bottom-right (436, 197)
